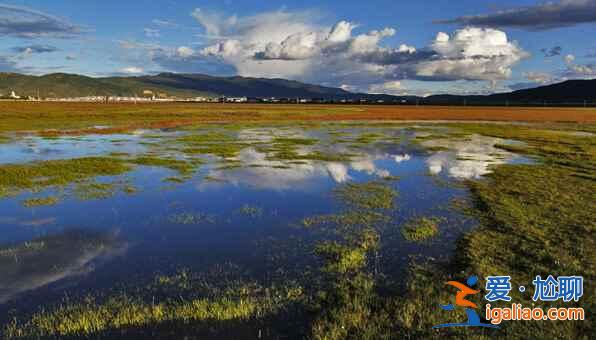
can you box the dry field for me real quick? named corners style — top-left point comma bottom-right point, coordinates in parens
top-left (0, 101), bottom-right (595, 133)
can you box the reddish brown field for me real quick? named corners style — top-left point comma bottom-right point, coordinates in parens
top-left (0, 101), bottom-right (594, 133)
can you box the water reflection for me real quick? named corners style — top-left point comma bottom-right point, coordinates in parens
top-left (202, 128), bottom-right (409, 189)
top-left (0, 125), bottom-right (527, 308)
top-left (0, 230), bottom-right (125, 303)
top-left (423, 135), bottom-right (523, 179)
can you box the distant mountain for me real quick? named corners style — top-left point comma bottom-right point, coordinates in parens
top-left (425, 79), bottom-right (596, 105)
top-left (0, 72), bottom-right (355, 99)
top-left (0, 72), bottom-right (594, 104)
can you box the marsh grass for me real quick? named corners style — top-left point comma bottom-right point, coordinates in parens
top-left (401, 217), bottom-right (442, 242)
top-left (333, 182), bottom-right (397, 210)
top-left (0, 157), bottom-right (131, 198)
top-left (3, 268), bottom-right (305, 339)
top-left (21, 196), bottom-right (61, 208)
top-left (129, 156), bottom-right (199, 175)
top-left (0, 241), bottom-right (46, 257)
top-left (168, 212), bottom-right (216, 225)
top-left (238, 204), bottom-right (263, 218)
top-left (74, 182), bottom-right (116, 200)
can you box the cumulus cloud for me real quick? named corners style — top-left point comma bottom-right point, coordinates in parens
top-left (122, 8), bottom-right (528, 93)
top-left (438, 0), bottom-right (596, 30)
top-left (119, 40), bottom-right (236, 75)
top-left (415, 28), bottom-right (529, 81)
top-left (0, 4), bottom-right (80, 38)
top-left (563, 53), bottom-right (595, 77)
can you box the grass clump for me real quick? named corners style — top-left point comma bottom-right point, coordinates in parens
top-left (238, 204), bottom-right (263, 218)
top-left (74, 182), bottom-right (116, 200)
top-left (271, 137), bottom-right (318, 146)
top-left (0, 241), bottom-right (46, 257)
top-left (333, 181), bottom-right (397, 210)
top-left (0, 157), bottom-right (131, 198)
top-left (168, 212), bottom-right (216, 225)
top-left (4, 295), bottom-right (256, 338)
top-left (4, 270), bottom-right (305, 339)
top-left (162, 176), bottom-right (186, 183)
top-left (129, 156), bottom-right (198, 175)
top-left (401, 217), bottom-right (441, 242)
top-left (21, 196), bottom-right (61, 208)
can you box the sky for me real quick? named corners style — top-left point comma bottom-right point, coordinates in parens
top-left (0, 0), bottom-right (595, 95)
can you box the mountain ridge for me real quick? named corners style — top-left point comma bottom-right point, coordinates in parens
top-left (0, 72), bottom-right (595, 104)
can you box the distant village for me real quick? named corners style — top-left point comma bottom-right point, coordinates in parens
top-left (0, 89), bottom-right (402, 104)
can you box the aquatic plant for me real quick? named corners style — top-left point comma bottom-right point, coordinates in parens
top-left (168, 212), bottom-right (216, 225)
top-left (333, 181), bottom-right (397, 210)
top-left (74, 182), bottom-right (116, 200)
top-left (401, 217), bottom-right (441, 242)
top-left (238, 204), bottom-right (263, 218)
top-left (129, 156), bottom-right (199, 175)
top-left (0, 157), bottom-right (132, 198)
top-left (21, 196), bottom-right (61, 208)
top-left (3, 271), bottom-right (305, 339)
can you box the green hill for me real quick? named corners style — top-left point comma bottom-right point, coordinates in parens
top-left (0, 72), bottom-right (353, 99)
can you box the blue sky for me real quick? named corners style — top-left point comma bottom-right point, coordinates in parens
top-left (0, 0), bottom-right (595, 95)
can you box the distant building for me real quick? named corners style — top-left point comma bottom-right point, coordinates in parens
top-left (225, 97), bottom-right (248, 103)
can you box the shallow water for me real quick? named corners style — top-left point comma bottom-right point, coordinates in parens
top-left (0, 124), bottom-right (528, 319)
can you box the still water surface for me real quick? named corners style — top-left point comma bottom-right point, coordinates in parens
top-left (0, 124), bottom-right (527, 319)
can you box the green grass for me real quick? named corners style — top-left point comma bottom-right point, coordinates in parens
top-left (271, 137), bottom-right (318, 146)
top-left (3, 267), bottom-right (305, 339)
top-left (401, 217), bottom-right (441, 242)
top-left (21, 196), bottom-right (61, 208)
top-left (74, 182), bottom-right (116, 200)
top-left (129, 156), bottom-right (199, 175)
top-left (4, 285), bottom-right (303, 339)
top-left (0, 157), bottom-right (132, 198)
top-left (334, 181), bottom-right (398, 210)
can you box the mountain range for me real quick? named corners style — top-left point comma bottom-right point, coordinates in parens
top-left (0, 72), bottom-right (594, 104)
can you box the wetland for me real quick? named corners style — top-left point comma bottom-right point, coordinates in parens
top-left (0, 119), bottom-right (593, 339)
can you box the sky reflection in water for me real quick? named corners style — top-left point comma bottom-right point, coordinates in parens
top-left (0, 125), bottom-right (527, 314)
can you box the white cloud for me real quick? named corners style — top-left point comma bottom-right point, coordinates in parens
top-left (369, 81), bottom-right (403, 95)
top-left (144, 28), bottom-right (160, 38)
top-left (565, 54), bottom-right (576, 64)
top-left (564, 53), bottom-right (596, 77)
top-left (415, 27), bottom-right (529, 81)
top-left (121, 8), bottom-right (530, 94)
top-left (120, 66), bottom-right (144, 74)
top-left (177, 46), bottom-right (195, 58)
top-left (523, 71), bottom-right (553, 84)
